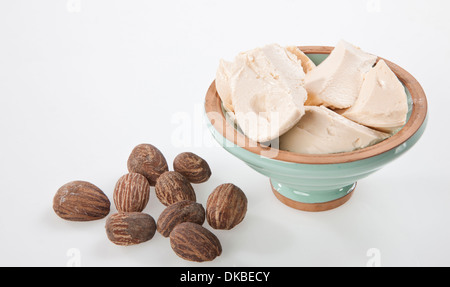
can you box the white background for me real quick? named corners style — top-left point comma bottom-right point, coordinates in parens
top-left (0, 0), bottom-right (449, 267)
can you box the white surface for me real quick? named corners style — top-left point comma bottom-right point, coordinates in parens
top-left (0, 0), bottom-right (449, 267)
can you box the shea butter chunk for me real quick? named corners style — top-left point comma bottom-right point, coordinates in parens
top-left (217, 44), bottom-right (308, 142)
top-left (342, 60), bottom-right (408, 133)
top-left (305, 40), bottom-right (378, 109)
top-left (280, 106), bottom-right (389, 154)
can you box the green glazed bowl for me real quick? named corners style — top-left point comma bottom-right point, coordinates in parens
top-left (205, 46), bottom-right (428, 211)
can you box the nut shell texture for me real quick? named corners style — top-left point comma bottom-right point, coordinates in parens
top-left (157, 200), bottom-right (206, 237)
top-left (206, 183), bottom-right (247, 230)
top-left (105, 212), bottom-right (156, 246)
top-left (155, 171), bottom-right (196, 206)
top-left (127, 144), bottom-right (169, 186)
top-left (173, 152), bottom-right (212, 184)
top-left (170, 222), bottom-right (222, 262)
top-left (53, 181), bottom-right (110, 221)
top-left (113, 173), bottom-right (150, 212)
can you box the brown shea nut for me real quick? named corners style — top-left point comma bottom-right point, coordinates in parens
top-left (206, 183), bottom-right (248, 230)
top-left (105, 212), bottom-right (156, 246)
top-left (53, 181), bottom-right (110, 221)
top-left (157, 200), bottom-right (205, 237)
top-left (173, 152), bottom-right (212, 184)
top-left (170, 222), bottom-right (222, 262)
top-left (155, 171), bottom-right (196, 206)
top-left (113, 173), bottom-right (150, 212)
top-left (127, 144), bottom-right (169, 186)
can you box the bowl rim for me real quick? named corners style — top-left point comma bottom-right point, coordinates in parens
top-left (204, 46), bottom-right (428, 164)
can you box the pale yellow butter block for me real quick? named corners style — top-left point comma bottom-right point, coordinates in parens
top-left (280, 106), bottom-right (390, 155)
top-left (216, 44), bottom-right (308, 143)
top-left (304, 40), bottom-right (378, 109)
top-left (215, 59), bottom-right (235, 113)
top-left (342, 60), bottom-right (408, 133)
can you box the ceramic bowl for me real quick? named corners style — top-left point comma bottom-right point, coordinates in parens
top-left (204, 46), bottom-right (428, 212)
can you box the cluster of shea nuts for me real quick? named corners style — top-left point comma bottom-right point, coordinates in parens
top-left (53, 143), bottom-right (247, 262)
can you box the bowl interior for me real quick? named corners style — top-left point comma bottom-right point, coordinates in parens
top-left (224, 52), bottom-right (414, 141)
top-left (205, 46), bottom-right (428, 165)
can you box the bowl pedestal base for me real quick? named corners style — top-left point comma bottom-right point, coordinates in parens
top-left (270, 180), bottom-right (356, 212)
